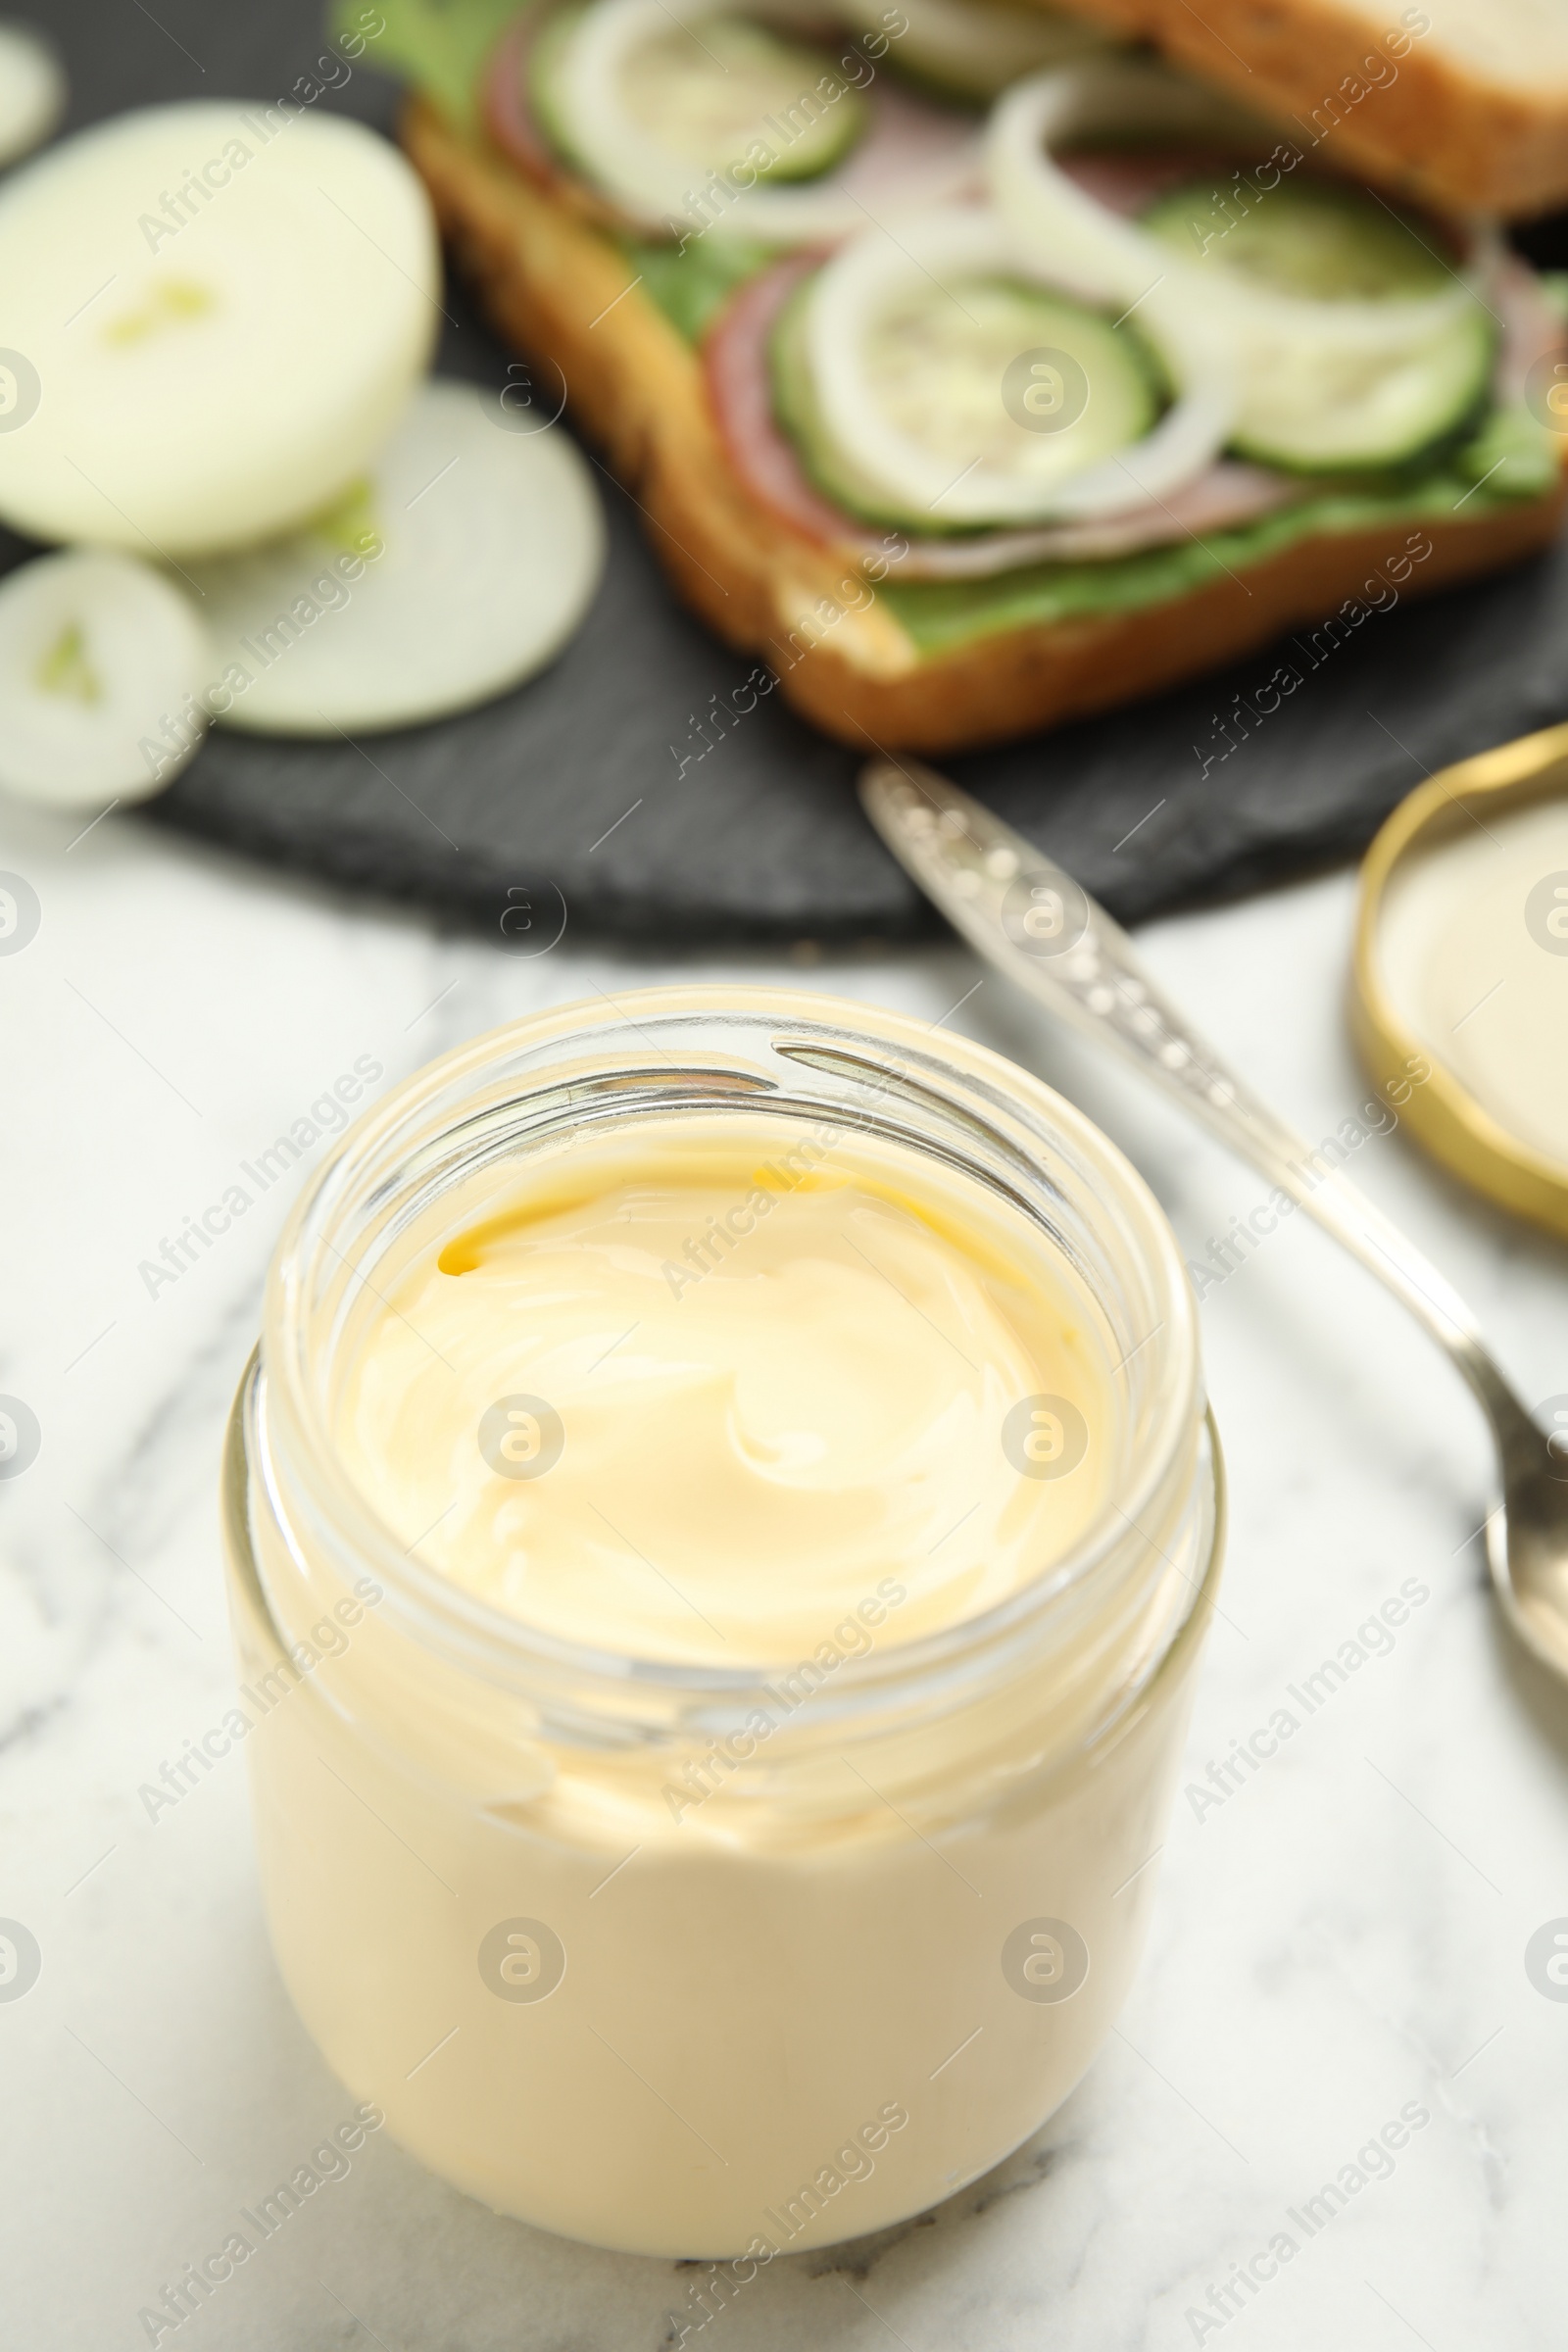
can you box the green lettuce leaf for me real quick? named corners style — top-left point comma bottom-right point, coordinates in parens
top-left (624, 235), bottom-right (774, 344)
top-left (332, 0), bottom-right (520, 125)
top-left (881, 450), bottom-right (1549, 655)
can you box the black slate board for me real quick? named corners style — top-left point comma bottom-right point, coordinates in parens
top-left (25, 0), bottom-right (1568, 941)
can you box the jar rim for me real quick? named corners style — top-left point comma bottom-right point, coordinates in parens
top-left (260, 984), bottom-right (1203, 1705)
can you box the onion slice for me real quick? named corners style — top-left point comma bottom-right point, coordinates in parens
top-left (186, 381), bottom-right (605, 735)
top-left (798, 205), bottom-right (1234, 526)
top-left (0, 550), bottom-right (209, 808)
top-left (545, 0), bottom-right (979, 240)
top-left (0, 103), bottom-right (439, 555)
top-left (987, 59), bottom-right (1484, 357)
top-left (0, 20), bottom-right (64, 169)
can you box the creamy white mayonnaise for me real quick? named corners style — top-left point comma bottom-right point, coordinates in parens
top-left (334, 1115), bottom-right (1114, 1662)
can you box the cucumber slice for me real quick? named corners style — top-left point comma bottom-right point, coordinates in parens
top-left (772, 279), bottom-right (925, 524)
top-left (1142, 176), bottom-right (1496, 469)
top-left (0, 103), bottom-right (439, 555)
top-left (534, 0), bottom-right (867, 204)
top-left (843, 0), bottom-right (1112, 103)
top-left (1144, 177), bottom-right (1456, 302)
top-left (0, 550), bottom-right (209, 808)
top-left (773, 270), bottom-right (1159, 530)
top-left (1225, 309), bottom-right (1495, 471)
top-left (0, 21), bottom-right (64, 169)
top-left (784, 207), bottom-right (1231, 530)
top-left (184, 381), bottom-right (605, 735)
top-left (622, 15), bottom-right (866, 183)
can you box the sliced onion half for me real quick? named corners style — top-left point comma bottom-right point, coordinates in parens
top-left (0, 21), bottom-right (65, 169)
top-left (0, 103), bottom-right (439, 555)
top-left (799, 205), bottom-right (1234, 527)
top-left (0, 549), bottom-right (209, 808)
top-left (185, 381), bottom-right (605, 735)
top-left (987, 59), bottom-right (1484, 359)
top-left (546, 0), bottom-right (978, 240)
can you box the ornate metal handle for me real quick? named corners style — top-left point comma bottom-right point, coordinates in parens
top-left (859, 756), bottom-right (1533, 1447)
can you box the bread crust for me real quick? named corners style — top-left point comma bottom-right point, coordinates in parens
top-left (406, 97), bottom-right (1567, 756)
top-left (794, 490), bottom-right (1567, 751)
top-left (1035, 0), bottom-right (1568, 220)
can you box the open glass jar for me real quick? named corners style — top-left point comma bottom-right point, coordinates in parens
top-left (222, 988), bottom-right (1222, 2259)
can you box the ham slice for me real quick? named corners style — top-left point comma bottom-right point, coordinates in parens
top-left (702, 246), bottom-right (1298, 577)
top-left (485, 16), bottom-right (563, 194)
top-left (705, 249), bottom-right (859, 544)
top-left (801, 78), bottom-right (980, 217)
top-left (1491, 248), bottom-right (1568, 402)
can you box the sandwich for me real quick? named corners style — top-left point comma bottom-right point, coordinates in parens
top-left (365, 0), bottom-right (1568, 752)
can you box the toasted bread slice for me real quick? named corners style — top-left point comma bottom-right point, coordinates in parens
top-left (405, 97), bottom-right (1567, 755)
top-left (1038, 0), bottom-right (1568, 221)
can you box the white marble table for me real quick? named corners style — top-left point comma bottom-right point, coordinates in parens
top-left (3, 797), bottom-right (1565, 2352)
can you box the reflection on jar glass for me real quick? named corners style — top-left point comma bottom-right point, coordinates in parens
top-left (223, 988), bottom-right (1223, 2259)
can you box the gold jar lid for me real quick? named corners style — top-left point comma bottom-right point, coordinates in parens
top-left (1351, 719), bottom-right (1568, 1240)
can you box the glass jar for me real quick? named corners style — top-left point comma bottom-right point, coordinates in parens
top-left (222, 987), bottom-right (1223, 2260)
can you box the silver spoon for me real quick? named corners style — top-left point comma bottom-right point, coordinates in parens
top-left (860, 755), bottom-right (1568, 1686)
